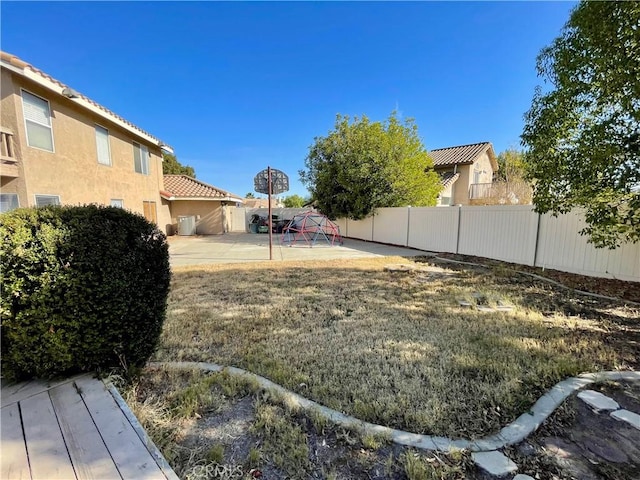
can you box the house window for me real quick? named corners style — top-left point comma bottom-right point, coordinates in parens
top-left (21, 90), bottom-right (54, 152)
top-left (473, 168), bottom-right (481, 184)
top-left (142, 200), bottom-right (157, 224)
top-left (35, 195), bottom-right (60, 207)
top-left (110, 199), bottom-right (124, 208)
top-left (96, 125), bottom-right (111, 166)
top-left (0, 193), bottom-right (19, 213)
top-left (133, 142), bottom-right (149, 175)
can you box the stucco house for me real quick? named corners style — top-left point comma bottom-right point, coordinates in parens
top-left (161, 175), bottom-right (243, 235)
top-left (0, 51), bottom-right (173, 231)
top-left (430, 142), bottom-right (498, 206)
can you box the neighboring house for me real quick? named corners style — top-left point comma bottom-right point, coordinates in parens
top-left (243, 198), bottom-right (270, 209)
top-left (243, 197), bottom-right (284, 208)
top-left (0, 51), bottom-right (173, 231)
top-left (161, 175), bottom-right (243, 235)
top-left (430, 142), bottom-right (498, 206)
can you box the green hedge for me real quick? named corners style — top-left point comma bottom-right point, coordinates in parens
top-left (0, 205), bottom-right (171, 381)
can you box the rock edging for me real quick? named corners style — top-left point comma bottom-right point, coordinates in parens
top-left (149, 362), bottom-right (639, 452)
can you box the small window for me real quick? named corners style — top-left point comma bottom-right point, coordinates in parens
top-left (96, 125), bottom-right (111, 166)
top-left (473, 168), bottom-right (481, 184)
top-left (0, 193), bottom-right (19, 213)
top-left (110, 199), bottom-right (124, 208)
top-left (35, 195), bottom-right (60, 207)
top-left (133, 142), bottom-right (149, 175)
top-left (22, 90), bottom-right (54, 152)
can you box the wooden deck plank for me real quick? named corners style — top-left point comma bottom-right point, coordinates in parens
top-left (106, 384), bottom-right (180, 480)
top-left (20, 391), bottom-right (76, 480)
top-left (1, 379), bottom-right (36, 399)
top-left (74, 377), bottom-right (166, 480)
top-left (2, 376), bottom-right (82, 408)
top-left (1, 403), bottom-right (32, 480)
top-left (49, 381), bottom-right (122, 480)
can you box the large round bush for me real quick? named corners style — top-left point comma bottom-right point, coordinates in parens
top-left (0, 205), bottom-right (171, 381)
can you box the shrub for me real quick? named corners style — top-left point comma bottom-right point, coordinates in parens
top-left (0, 205), bottom-right (171, 381)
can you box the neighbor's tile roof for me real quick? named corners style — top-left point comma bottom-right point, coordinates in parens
top-left (440, 172), bottom-right (460, 188)
top-left (243, 198), bottom-right (271, 208)
top-left (1, 51), bottom-right (171, 150)
top-left (430, 142), bottom-right (494, 167)
top-left (163, 175), bottom-right (242, 200)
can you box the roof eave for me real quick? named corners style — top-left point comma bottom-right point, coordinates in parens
top-left (486, 144), bottom-right (499, 171)
top-left (434, 160), bottom-right (475, 168)
top-left (1, 54), bottom-right (173, 152)
top-left (163, 196), bottom-right (244, 202)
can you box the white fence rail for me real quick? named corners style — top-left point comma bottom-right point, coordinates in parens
top-left (340, 206), bottom-right (640, 282)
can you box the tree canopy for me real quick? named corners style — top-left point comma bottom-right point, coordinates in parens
top-left (495, 149), bottom-right (527, 183)
top-left (521, 1), bottom-right (640, 248)
top-left (162, 153), bottom-right (196, 178)
top-left (282, 194), bottom-right (307, 208)
top-left (300, 112), bottom-right (441, 220)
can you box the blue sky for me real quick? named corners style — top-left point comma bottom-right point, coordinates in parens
top-left (1, 1), bottom-right (575, 198)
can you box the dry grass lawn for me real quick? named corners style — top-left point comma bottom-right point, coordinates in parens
top-left (155, 256), bottom-right (639, 439)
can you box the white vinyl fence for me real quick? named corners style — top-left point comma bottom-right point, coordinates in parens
top-left (339, 206), bottom-right (640, 282)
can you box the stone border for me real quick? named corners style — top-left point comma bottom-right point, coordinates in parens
top-left (149, 362), bottom-right (640, 452)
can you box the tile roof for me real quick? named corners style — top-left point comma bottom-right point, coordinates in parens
top-left (243, 198), bottom-right (271, 208)
top-left (162, 175), bottom-right (243, 201)
top-left (430, 142), bottom-right (495, 168)
top-left (440, 172), bottom-right (460, 188)
top-left (0, 51), bottom-right (172, 151)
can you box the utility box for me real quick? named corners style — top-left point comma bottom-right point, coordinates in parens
top-left (177, 215), bottom-right (196, 236)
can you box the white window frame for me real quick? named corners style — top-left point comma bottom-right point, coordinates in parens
top-left (133, 142), bottom-right (149, 175)
top-left (110, 199), bottom-right (124, 208)
top-left (34, 194), bottom-right (61, 207)
top-left (21, 89), bottom-right (55, 152)
top-left (95, 124), bottom-right (112, 166)
top-left (0, 193), bottom-right (19, 213)
top-left (473, 168), bottom-right (481, 184)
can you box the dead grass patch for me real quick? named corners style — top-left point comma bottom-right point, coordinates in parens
top-left (155, 256), bottom-right (638, 438)
top-left (123, 367), bottom-right (477, 479)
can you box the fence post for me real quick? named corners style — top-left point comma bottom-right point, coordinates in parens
top-left (406, 206), bottom-right (411, 247)
top-left (455, 205), bottom-right (462, 254)
top-left (371, 213), bottom-right (375, 241)
top-left (532, 212), bottom-right (542, 267)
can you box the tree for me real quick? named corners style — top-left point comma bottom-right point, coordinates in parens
top-left (282, 194), bottom-right (307, 208)
top-left (245, 192), bottom-right (256, 199)
top-left (495, 149), bottom-right (527, 183)
top-left (477, 149), bottom-right (532, 205)
top-left (521, 1), bottom-right (640, 248)
top-left (162, 153), bottom-right (196, 178)
top-left (300, 112), bottom-right (441, 220)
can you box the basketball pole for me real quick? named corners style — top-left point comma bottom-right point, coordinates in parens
top-left (268, 165), bottom-right (273, 261)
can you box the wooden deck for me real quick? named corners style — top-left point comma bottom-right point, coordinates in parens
top-left (1, 374), bottom-right (178, 480)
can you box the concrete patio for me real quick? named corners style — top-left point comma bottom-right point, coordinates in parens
top-left (168, 232), bottom-right (431, 267)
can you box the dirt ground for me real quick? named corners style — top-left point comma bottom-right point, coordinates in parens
top-left (163, 377), bottom-right (640, 480)
top-left (507, 380), bottom-right (640, 480)
top-left (434, 253), bottom-right (640, 304)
